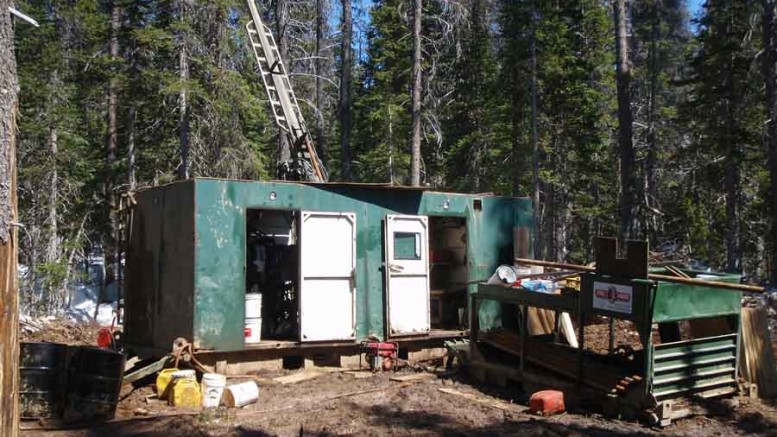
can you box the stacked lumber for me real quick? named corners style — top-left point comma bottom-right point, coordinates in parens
top-left (527, 308), bottom-right (555, 335)
top-left (740, 307), bottom-right (777, 398)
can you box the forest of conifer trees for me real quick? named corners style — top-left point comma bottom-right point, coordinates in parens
top-left (9, 0), bottom-right (777, 314)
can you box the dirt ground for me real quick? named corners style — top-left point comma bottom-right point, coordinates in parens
top-left (21, 365), bottom-right (777, 437)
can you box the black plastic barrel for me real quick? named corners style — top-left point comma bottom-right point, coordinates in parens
top-left (62, 346), bottom-right (125, 423)
top-left (19, 342), bottom-right (68, 419)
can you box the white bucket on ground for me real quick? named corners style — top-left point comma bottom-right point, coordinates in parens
top-left (201, 373), bottom-right (227, 408)
top-left (224, 381), bottom-right (259, 408)
top-left (245, 293), bottom-right (263, 344)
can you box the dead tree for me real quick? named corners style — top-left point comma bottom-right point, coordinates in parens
top-left (339, 0), bottom-right (352, 180)
top-left (410, 0), bottom-right (422, 186)
top-left (315, 0), bottom-right (327, 164)
top-left (178, 0), bottom-right (190, 179)
top-left (614, 0), bottom-right (636, 240)
top-left (0, 0), bottom-right (20, 433)
top-left (275, 0), bottom-right (292, 165)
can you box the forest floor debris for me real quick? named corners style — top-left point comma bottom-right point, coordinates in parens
top-left (19, 316), bottom-right (105, 345)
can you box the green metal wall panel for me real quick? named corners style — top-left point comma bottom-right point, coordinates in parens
top-left (191, 179), bottom-right (531, 351)
top-left (652, 272), bottom-right (741, 323)
top-left (125, 181), bottom-right (195, 354)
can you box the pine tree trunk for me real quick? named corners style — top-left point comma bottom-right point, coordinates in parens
top-left (724, 129), bottom-right (741, 272)
top-left (0, 0), bottom-right (19, 432)
top-left (510, 64), bottom-right (522, 197)
top-left (101, 2), bottom-right (121, 320)
top-left (645, 0), bottom-right (660, 243)
top-left (46, 125), bottom-right (59, 314)
top-left (276, 0), bottom-right (292, 166)
top-left (178, 1), bottom-right (190, 180)
top-left (410, 0), bottom-right (423, 186)
top-left (339, 0), bottom-right (353, 180)
top-left (46, 125), bottom-right (58, 265)
top-left (614, 0), bottom-right (636, 241)
top-left (764, 0), bottom-right (777, 285)
top-left (530, 2), bottom-right (541, 260)
top-left (315, 0), bottom-right (327, 165)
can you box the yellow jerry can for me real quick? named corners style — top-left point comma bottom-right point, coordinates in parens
top-left (155, 368), bottom-right (180, 399)
top-left (170, 378), bottom-right (201, 408)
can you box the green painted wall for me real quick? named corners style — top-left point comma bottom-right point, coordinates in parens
top-left (183, 178), bottom-right (531, 351)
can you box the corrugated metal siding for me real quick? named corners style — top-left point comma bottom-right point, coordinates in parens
top-left (651, 334), bottom-right (738, 400)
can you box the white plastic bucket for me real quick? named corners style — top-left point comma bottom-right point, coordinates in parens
top-left (245, 293), bottom-right (262, 319)
top-left (245, 293), bottom-right (263, 344)
top-left (224, 381), bottom-right (259, 408)
top-left (201, 373), bottom-right (227, 408)
top-left (244, 318), bottom-right (262, 343)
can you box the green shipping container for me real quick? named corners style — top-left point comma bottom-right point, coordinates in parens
top-left (124, 178), bottom-right (532, 354)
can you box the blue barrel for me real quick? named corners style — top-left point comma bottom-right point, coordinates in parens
top-left (19, 342), bottom-right (68, 419)
top-left (63, 346), bottom-right (125, 423)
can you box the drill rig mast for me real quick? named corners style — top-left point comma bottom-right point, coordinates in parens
top-left (245, 0), bottom-right (328, 182)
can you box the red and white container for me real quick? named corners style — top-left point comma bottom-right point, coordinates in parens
top-left (244, 293), bottom-right (262, 344)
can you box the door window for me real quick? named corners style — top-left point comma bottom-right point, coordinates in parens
top-left (393, 232), bottom-right (421, 260)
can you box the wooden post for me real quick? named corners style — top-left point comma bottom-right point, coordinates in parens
top-left (0, 0), bottom-right (20, 433)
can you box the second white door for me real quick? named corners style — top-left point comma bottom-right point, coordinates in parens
top-left (385, 215), bottom-right (430, 336)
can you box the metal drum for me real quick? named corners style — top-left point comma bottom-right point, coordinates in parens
top-left (19, 342), bottom-right (68, 419)
top-left (63, 346), bottom-right (125, 423)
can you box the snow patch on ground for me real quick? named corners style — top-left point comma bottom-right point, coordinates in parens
top-left (65, 283), bottom-right (118, 326)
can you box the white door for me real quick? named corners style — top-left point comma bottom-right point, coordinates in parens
top-left (385, 215), bottom-right (430, 336)
top-left (299, 211), bottom-right (356, 341)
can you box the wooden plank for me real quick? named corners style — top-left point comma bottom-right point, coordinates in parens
top-left (122, 356), bottom-right (170, 385)
top-left (740, 307), bottom-right (777, 398)
top-left (273, 370), bottom-right (323, 385)
top-left (390, 373), bottom-right (436, 382)
top-left (559, 312), bottom-right (578, 348)
top-left (439, 388), bottom-right (529, 414)
top-left (527, 307), bottom-right (555, 336)
top-left (345, 370), bottom-right (376, 379)
top-left (666, 265), bottom-right (691, 279)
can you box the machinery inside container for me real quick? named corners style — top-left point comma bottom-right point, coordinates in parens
top-left (428, 217), bottom-right (468, 330)
top-left (245, 209), bottom-right (299, 341)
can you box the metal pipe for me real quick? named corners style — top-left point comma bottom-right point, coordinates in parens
top-left (514, 258), bottom-right (765, 293)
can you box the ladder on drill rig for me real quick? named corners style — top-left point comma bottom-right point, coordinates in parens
top-left (245, 0), bottom-right (328, 182)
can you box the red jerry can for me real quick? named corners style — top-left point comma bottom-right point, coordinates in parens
top-left (529, 390), bottom-right (565, 416)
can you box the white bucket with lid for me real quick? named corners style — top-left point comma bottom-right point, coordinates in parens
top-left (245, 293), bottom-right (262, 344)
top-left (201, 373), bottom-right (227, 408)
top-left (224, 381), bottom-right (259, 407)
